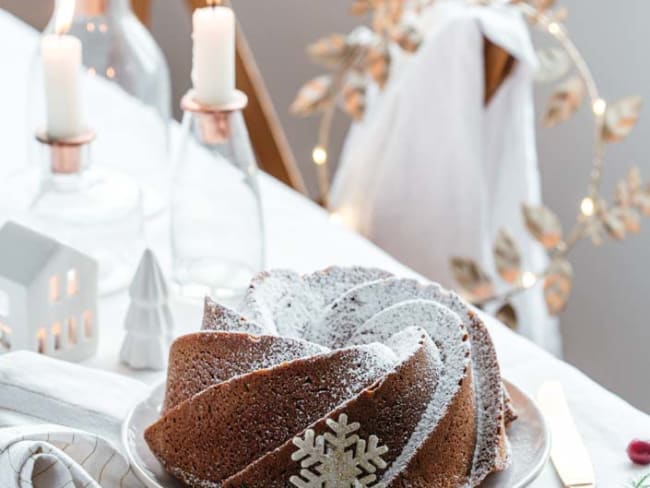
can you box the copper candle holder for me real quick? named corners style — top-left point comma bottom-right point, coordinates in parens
top-left (180, 89), bottom-right (248, 145)
top-left (36, 129), bottom-right (96, 175)
top-left (76, 0), bottom-right (108, 16)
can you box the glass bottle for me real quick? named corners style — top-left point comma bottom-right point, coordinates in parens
top-left (171, 91), bottom-right (265, 304)
top-left (0, 130), bottom-right (145, 295)
top-left (31, 0), bottom-right (171, 217)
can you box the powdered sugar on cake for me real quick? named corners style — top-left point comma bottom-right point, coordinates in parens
top-left (145, 266), bottom-right (514, 488)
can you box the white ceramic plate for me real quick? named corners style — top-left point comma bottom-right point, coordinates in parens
top-left (482, 381), bottom-right (551, 487)
top-left (122, 380), bottom-right (550, 488)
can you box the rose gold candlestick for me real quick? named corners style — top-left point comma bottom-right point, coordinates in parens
top-left (180, 89), bottom-right (248, 145)
top-left (35, 129), bottom-right (96, 175)
top-left (76, 0), bottom-right (108, 16)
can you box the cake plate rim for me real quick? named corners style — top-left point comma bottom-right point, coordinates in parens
top-left (122, 378), bottom-right (550, 488)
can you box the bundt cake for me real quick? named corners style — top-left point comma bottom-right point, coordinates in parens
top-left (145, 267), bottom-right (516, 487)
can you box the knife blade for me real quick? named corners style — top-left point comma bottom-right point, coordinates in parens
top-left (537, 381), bottom-right (596, 488)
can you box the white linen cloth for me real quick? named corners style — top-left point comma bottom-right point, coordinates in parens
top-left (0, 352), bottom-right (146, 487)
top-left (0, 352), bottom-right (145, 442)
top-left (0, 425), bottom-right (144, 488)
top-left (1, 8), bottom-right (650, 488)
top-left (331, 0), bottom-right (559, 353)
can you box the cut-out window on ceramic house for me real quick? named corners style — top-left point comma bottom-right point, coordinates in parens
top-left (52, 322), bottom-right (62, 350)
top-left (68, 316), bottom-right (77, 345)
top-left (83, 311), bottom-right (93, 339)
top-left (37, 328), bottom-right (47, 354)
top-left (0, 324), bottom-right (11, 351)
top-left (0, 289), bottom-right (9, 318)
top-left (67, 269), bottom-right (78, 296)
top-left (49, 275), bottom-right (60, 303)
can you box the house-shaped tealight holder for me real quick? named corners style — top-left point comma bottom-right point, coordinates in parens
top-left (0, 222), bottom-right (98, 361)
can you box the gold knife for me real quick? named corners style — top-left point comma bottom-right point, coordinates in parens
top-left (537, 381), bottom-right (596, 488)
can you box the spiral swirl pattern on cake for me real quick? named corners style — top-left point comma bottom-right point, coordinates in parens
top-left (145, 267), bottom-right (516, 487)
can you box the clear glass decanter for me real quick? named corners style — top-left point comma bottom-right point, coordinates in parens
top-left (0, 131), bottom-right (145, 295)
top-left (32, 0), bottom-right (171, 216)
top-left (171, 91), bottom-right (265, 304)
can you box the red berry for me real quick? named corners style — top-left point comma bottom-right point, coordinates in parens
top-left (628, 439), bottom-right (650, 465)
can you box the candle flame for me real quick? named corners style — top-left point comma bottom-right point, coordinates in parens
top-left (207, 0), bottom-right (222, 5)
top-left (55, 0), bottom-right (76, 34)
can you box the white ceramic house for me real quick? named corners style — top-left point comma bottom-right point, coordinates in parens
top-left (0, 222), bottom-right (98, 361)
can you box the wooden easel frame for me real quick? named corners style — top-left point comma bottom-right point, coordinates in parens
top-left (131, 0), bottom-right (308, 195)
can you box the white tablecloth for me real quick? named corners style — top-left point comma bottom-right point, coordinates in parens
top-left (1, 9), bottom-right (649, 487)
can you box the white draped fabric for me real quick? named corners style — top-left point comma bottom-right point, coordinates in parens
top-left (332, 1), bottom-right (560, 353)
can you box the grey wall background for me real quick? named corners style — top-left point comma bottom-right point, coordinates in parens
top-left (4, 0), bottom-right (649, 413)
top-left (534, 0), bottom-right (650, 413)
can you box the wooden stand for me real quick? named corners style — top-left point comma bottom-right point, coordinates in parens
top-left (484, 37), bottom-right (516, 105)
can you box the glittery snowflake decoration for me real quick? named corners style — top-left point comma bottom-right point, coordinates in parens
top-left (289, 413), bottom-right (389, 488)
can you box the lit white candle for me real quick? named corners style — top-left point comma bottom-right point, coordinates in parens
top-left (192, 4), bottom-right (236, 106)
top-left (41, 0), bottom-right (83, 139)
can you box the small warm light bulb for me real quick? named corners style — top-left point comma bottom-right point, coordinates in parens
top-left (106, 66), bottom-right (116, 79)
top-left (312, 146), bottom-right (328, 166)
top-left (36, 327), bottom-right (47, 354)
top-left (329, 212), bottom-right (343, 225)
top-left (548, 22), bottom-right (560, 35)
top-left (521, 271), bottom-right (537, 289)
top-left (86, 22), bottom-right (96, 32)
top-left (592, 99), bottom-right (606, 116)
top-left (580, 197), bottom-right (595, 217)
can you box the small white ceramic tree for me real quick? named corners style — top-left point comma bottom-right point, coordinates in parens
top-left (119, 249), bottom-right (174, 370)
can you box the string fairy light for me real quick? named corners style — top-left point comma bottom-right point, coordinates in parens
top-left (329, 211), bottom-right (343, 225)
top-left (312, 145), bottom-right (328, 166)
top-left (592, 98), bottom-right (607, 116)
top-left (580, 197), bottom-right (595, 217)
top-left (521, 271), bottom-right (537, 289)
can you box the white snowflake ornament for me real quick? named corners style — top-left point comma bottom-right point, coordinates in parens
top-left (290, 413), bottom-right (389, 488)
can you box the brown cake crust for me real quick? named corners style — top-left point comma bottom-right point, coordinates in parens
top-left (146, 267), bottom-right (515, 488)
top-left (503, 384), bottom-right (519, 425)
top-left (202, 297), bottom-right (266, 335)
top-left (162, 331), bottom-right (325, 413)
top-left (223, 328), bottom-right (440, 487)
top-left (388, 369), bottom-right (476, 487)
top-left (145, 344), bottom-right (394, 486)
